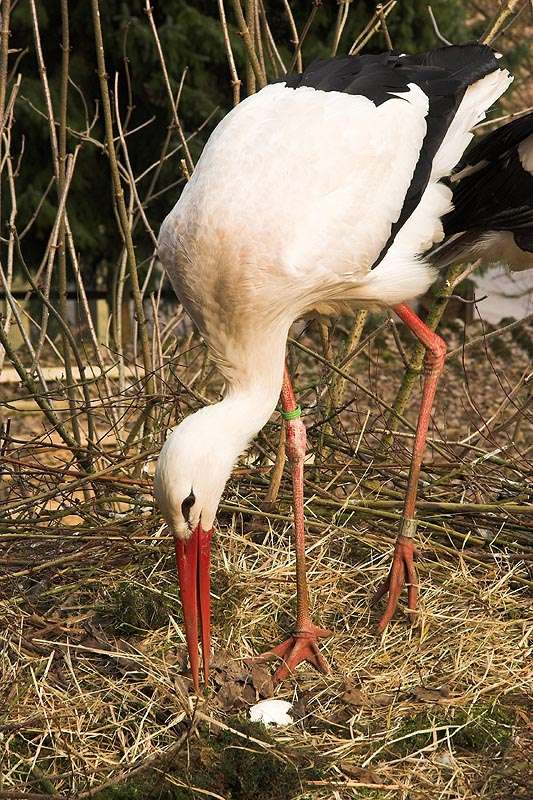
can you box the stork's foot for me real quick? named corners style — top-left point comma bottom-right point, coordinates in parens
top-left (373, 535), bottom-right (418, 631)
top-left (250, 623), bottom-right (332, 683)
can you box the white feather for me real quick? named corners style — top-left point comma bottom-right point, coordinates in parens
top-left (431, 68), bottom-right (513, 180)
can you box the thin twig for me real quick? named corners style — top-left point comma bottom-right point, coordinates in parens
top-left (229, 0), bottom-right (266, 88)
top-left (218, 0), bottom-right (242, 105)
top-left (481, 0), bottom-right (525, 44)
top-left (144, 1), bottom-right (194, 173)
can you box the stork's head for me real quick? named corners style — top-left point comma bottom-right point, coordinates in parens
top-left (154, 403), bottom-right (251, 693)
top-left (154, 406), bottom-right (238, 537)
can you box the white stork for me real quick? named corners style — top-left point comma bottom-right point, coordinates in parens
top-left (154, 45), bottom-right (512, 693)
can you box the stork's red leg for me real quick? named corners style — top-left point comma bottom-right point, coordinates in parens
top-left (252, 365), bottom-right (331, 682)
top-left (374, 303), bottom-right (447, 630)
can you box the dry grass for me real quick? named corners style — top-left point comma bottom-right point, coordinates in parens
top-left (1, 317), bottom-right (532, 800)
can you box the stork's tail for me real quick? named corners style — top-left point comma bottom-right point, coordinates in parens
top-left (429, 111), bottom-right (533, 270)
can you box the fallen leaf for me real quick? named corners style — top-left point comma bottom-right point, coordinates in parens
top-left (340, 764), bottom-right (380, 783)
top-left (174, 675), bottom-right (193, 697)
top-left (114, 638), bottom-right (144, 677)
top-left (245, 515), bottom-right (270, 541)
top-left (216, 682), bottom-right (243, 711)
top-left (80, 636), bottom-right (114, 652)
top-left (241, 684), bottom-right (257, 705)
top-left (210, 652), bottom-right (247, 682)
top-left (292, 690), bottom-right (311, 720)
top-left (411, 685), bottom-right (450, 703)
top-left (372, 692), bottom-right (395, 708)
top-left (210, 650), bottom-right (232, 671)
top-left (164, 646), bottom-right (189, 672)
top-left (342, 686), bottom-right (364, 707)
top-left (251, 664), bottom-right (274, 698)
top-left (225, 660), bottom-right (248, 682)
top-left (212, 670), bottom-right (227, 687)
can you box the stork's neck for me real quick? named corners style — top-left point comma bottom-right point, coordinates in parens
top-left (217, 324), bottom-right (289, 444)
top-left (193, 319), bottom-right (292, 448)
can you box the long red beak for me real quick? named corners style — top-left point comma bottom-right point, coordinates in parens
top-left (174, 524), bottom-right (212, 694)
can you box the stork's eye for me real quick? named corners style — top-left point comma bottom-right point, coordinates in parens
top-left (181, 490), bottom-right (195, 521)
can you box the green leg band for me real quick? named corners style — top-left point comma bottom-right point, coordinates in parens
top-left (281, 405), bottom-right (302, 421)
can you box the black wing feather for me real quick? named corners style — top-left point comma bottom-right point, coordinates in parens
top-left (457, 112), bottom-right (533, 168)
top-left (443, 112), bottom-right (533, 240)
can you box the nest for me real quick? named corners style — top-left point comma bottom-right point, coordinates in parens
top-left (1, 315), bottom-right (531, 800)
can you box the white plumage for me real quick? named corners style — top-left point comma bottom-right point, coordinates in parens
top-left (159, 65), bottom-right (511, 352)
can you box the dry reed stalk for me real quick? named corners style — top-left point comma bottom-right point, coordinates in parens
top-left (282, 0), bottom-right (302, 73)
top-left (481, 0), bottom-right (527, 43)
